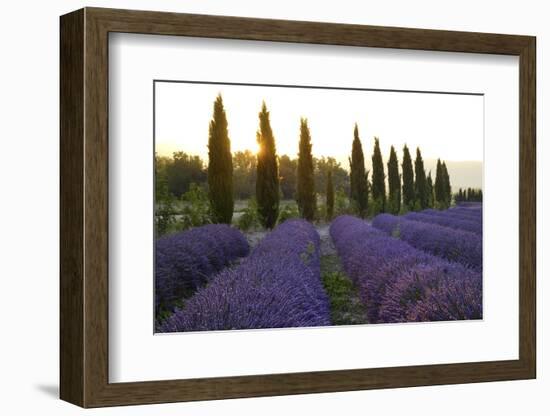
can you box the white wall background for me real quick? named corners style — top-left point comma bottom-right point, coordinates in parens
top-left (0, 0), bottom-right (545, 414)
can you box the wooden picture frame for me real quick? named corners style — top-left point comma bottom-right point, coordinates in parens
top-left (60, 7), bottom-right (536, 408)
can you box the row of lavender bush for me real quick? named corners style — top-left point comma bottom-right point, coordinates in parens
top-left (330, 215), bottom-right (482, 323)
top-left (372, 213), bottom-right (482, 271)
top-left (423, 207), bottom-right (482, 223)
top-left (403, 211), bottom-right (482, 235)
top-left (159, 219), bottom-right (331, 332)
top-left (155, 224), bottom-right (250, 314)
top-left (445, 206), bottom-right (482, 219)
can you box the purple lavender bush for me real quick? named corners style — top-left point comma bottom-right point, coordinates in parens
top-left (445, 205), bottom-right (482, 220)
top-left (404, 211), bottom-right (482, 235)
top-left (158, 219), bottom-right (331, 332)
top-left (372, 213), bottom-right (482, 271)
top-left (155, 224), bottom-right (249, 314)
top-left (330, 215), bottom-right (482, 323)
top-left (421, 208), bottom-right (482, 224)
top-left (378, 262), bottom-right (482, 322)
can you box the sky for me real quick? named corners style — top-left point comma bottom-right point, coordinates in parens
top-left (155, 81), bottom-right (484, 189)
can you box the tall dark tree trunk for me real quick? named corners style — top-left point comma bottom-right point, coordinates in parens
top-left (296, 118), bottom-right (316, 221)
top-left (401, 144), bottom-right (415, 212)
top-left (414, 147), bottom-right (428, 210)
top-left (371, 138), bottom-right (386, 215)
top-left (326, 169), bottom-right (334, 220)
top-left (426, 171), bottom-right (435, 208)
top-left (387, 145), bottom-right (401, 214)
top-left (349, 124), bottom-right (369, 218)
top-left (207, 94), bottom-right (234, 223)
top-left (434, 158), bottom-right (448, 209)
top-left (255, 102), bottom-right (280, 228)
top-left (442, 161), bottom-right (452, 207)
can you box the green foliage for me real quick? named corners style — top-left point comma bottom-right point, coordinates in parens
top-left (386, 145), bottom-right (401, 215)
top-left (155, 157), bottom-right (175, 236)
top-left (435, 159), bottom-right (452, 209)
top-left (322, 271), bottom-right (356, 324)
top-left (434, 159), bottom-right (444, 208)
top-left (349, 124), bottom-right (369, 218)
top-left (237, 198), bottom-right (260, 231)
top-left (442, 161), bottom-right (452, 207)
top-left (314, 156), bottom-right (350, 197)
top-left (296, 118), bottom-right (316, 221)
top-left (164, 152), bottom-right (207, 198)
top-left (369, 197), bottom-right (385, 218)
top-left (279, 154), bottom-right (297, 199)
top-left (277, 155), bottom-right (351, 202)
top-left (255, 102), bottom-right (280, 228)
top-left (321, 255), bottom-right (368, 325)
top-left (207, 94), bottom-right (234, 224)
top-left (426, 171), bottom-right (435, 208)
top-left (455, 187), bottom-right (483, 203)
top-left (177, 183), bottom-right (211, 230)
top-left (277, 202), bottom-right (300, 225)
top-left (401, 144), bottom-right (415, 211)
top-left (316, 202), bottom-right (326, 223)
top-left (326, 169), bottom-right (335, 221)
top-left (371, 137), bottom-right (386, 215)
top-left (233, 150), bottom-right (256, 199)
top-left (334, 188), bottom-right (352, 216)
top-left (414, 147), bottom-right (429, 210)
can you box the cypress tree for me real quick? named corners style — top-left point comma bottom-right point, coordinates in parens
top-left (442, 161), bottom-right (452, 207)
top-left (255, 102), bottom-right (279, 228)
top-left (387, 145), bottom-right (401, 214)
top-left (434, 158), bottom-right (448, 209)
top-left (426, 171), bottom-right (435, 208)
top-left (414, 147), bottom-right (428, 210)
top-left (434, 159), bottom-right (443, 208)
top-left (326, 169), bottom-right (334, 221)
top-left (401, 144), bottom-right (415, 212)
top-left (296, 118), bottom-right (316, 221)
top-left (207, 94), bottom-right (234, 224)
top-left (371, 137), bottom-right (386, 215)
top-left (349, 124), bottom-right (368, 218)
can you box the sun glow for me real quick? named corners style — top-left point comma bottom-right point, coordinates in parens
top-left (155, 82), bottom-right (484, 191)
top-left (254, 141), bottom-right (262, 156)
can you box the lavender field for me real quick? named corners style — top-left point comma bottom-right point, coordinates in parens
top-left (154, 85), bottom-right (484, 332)
top-left (155, 204), bottom-right (482, 332)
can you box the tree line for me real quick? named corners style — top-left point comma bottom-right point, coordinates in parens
top-left (157, 93), bottom-right (480, 231)
top-left (156, 151), bottom-right (349, 202)
top-left (454, 187), bottom-right (483, 203)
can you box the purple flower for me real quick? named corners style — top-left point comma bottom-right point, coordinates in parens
top-left (372, 213), bottom-right (482, 272)
top-left (404, 211), bottom-right (482, 235)
top-left (330, 215), bottom-right (482, 324)
top-left (158, 219), bottom-right (331, 332)
top-left (155, 224), bottom-right (250, 313)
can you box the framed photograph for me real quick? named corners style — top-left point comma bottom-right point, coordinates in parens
top-left (60, 7), bottom-right (536, 408)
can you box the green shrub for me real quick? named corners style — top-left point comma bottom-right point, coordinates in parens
top-left (334, 188), bottom-right (352, 217)
top-left (176, 183), bottom-right (211, 231)
top-left (155, 201), bottom-right (175, 237)
top-left (237, 198), bottom-right (260, 231)
top-left (277, 202), bottom-right (300, 225)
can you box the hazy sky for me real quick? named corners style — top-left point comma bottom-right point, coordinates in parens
top-left (155, 81), bottom-right (483, 179)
